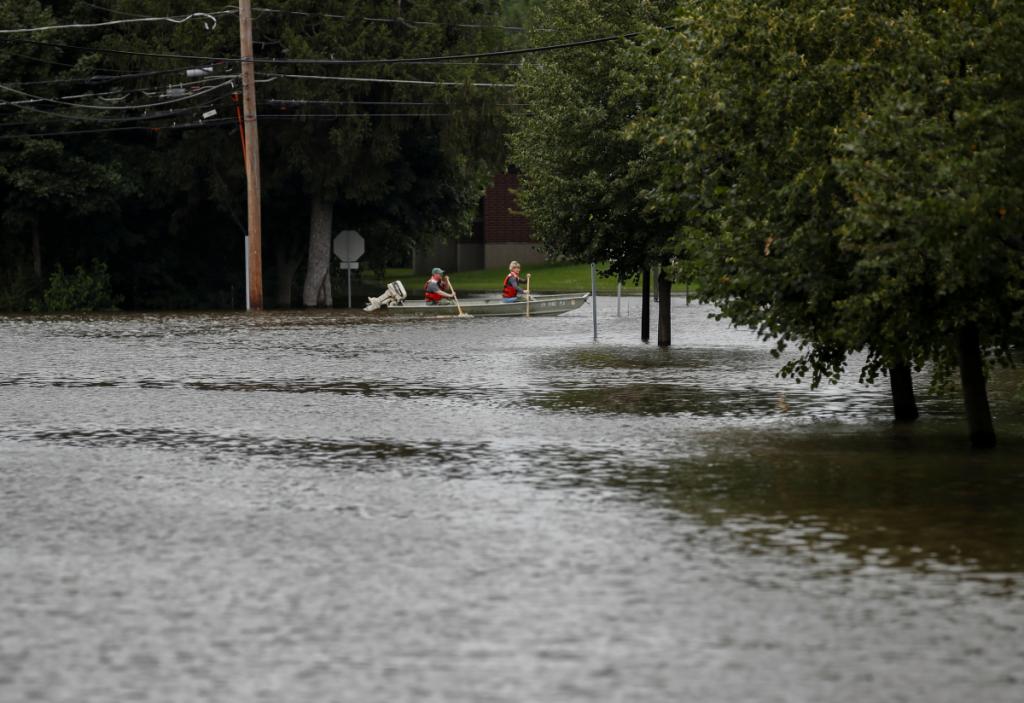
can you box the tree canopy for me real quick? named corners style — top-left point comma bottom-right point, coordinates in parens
top-left (634, 0), bottom-right (1023, 444)
top-left (1, 0), bottom-right (516, 308)
top-left (507, 0), bottom-right (676, 282)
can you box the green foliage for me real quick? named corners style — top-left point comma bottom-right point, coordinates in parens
top-left (0, 1), bottom-right (516, 308)
top-left (507, 0), bottom-right (676, 279)
top-left (41, 259), bottom-right (122, 312)
top-left (638, 0), bottom-right (1024, 388)
top-left (831, 2), bottom-right (1024, 380)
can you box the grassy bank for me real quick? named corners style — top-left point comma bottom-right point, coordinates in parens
top-left (367, 263), bottom-right (650, 295)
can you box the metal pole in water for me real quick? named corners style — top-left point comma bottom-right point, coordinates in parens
top-left (347, 265), bottom-right (352, 309)
top-left (591, 262), bottom-right (598, 340)
top-left (617, 279), bottom-right (622, 317)
top-left (244, 235), bottom-right (250, 311)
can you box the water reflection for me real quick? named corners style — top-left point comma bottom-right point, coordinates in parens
top-left (606, 428), bottom-right (1024, 576)
top-left (535, 382), bottom-right (814, 418)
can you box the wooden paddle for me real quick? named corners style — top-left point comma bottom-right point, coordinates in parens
top-left (444, 276), bottom-right (470, 317)
top-left (525, 273), bottom-right (531, 318)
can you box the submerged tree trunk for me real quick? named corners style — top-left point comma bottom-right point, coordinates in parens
top-left (956, 322), bottom-right (996, 448)
top-left (641, 268), bottom-right (651, 343)
top-left (888, 363), bottom-right (919, 423)
top-left (657, 268), bottom-right (671, 347)
top-left (302, 195), bottom-right (333, 307)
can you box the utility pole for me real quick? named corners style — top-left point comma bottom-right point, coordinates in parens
top-left (238, 0), bottom-right (263, 310)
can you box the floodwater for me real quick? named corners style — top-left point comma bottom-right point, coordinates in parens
top-left (1, 297), bottom-right (1023, 703)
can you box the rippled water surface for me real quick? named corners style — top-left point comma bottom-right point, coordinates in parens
top-left (2, 299), bottom-right (1023, 702)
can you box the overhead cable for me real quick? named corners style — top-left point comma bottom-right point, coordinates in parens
top-left (250, 7), bottom-right (551, 33)
top-left (6, 63), bottom-right (233, 88)
top-left (0, 112), bottom-right (464, 140)
top-left (0, 80), bottom-right (236, 111)
top-left (74, 3), bottom-right (551, 33)
top-left (0, 98), bottom-right (223, 125)
top-left (0, 74), bottom-right (235, 108)
top-left (2, 30), bottom-right (637, 66)
top-left (255, 72), bottom-right (514, 88)
top-left (0, 10), bottom-right (230, 35)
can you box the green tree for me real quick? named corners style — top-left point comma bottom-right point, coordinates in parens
top-left (0, 1), bottom-right (134, 307)
top-left (831, 3), bottom-right (1024, 446)
top-left (640, 0), bottom-right (1023, 445)
top-left (507, 0), bottom-right (677, 342)
top-left (236, 0), bottom-right (510, 307)
top-left (2, 1), bottom-right (512, 309)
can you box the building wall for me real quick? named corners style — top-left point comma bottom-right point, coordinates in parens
top-left (484, 243), bottom-right (546, 271)
top-left (414, 172), bottom-right (544, 274)
top-left (457, 242), bottom-right (484, 272)
top-left (483, 173), bottom-right (532, 244)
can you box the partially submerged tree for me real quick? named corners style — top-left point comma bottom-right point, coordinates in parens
top-left (831, 3), bottom-right (1024, 445)
top-left (507, 0), bottom-right (677, 342)
top-left (640, 0), bottom-right (1024, 444)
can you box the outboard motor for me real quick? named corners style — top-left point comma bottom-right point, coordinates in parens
top-left (363, 280), bottom-right (408, 311)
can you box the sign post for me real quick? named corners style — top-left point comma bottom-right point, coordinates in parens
top-left (332, 230), bottom-right (365, 308)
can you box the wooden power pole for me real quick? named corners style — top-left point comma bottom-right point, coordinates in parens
top-left (239, 0), bottom-right (263, 310)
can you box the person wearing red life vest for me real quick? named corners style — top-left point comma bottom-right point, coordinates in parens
top-left (424, 267), bottom-right (454, 304)
top-left (502, 260), bottom-right (529, 302)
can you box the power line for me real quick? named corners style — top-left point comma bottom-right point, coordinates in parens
top-left (263, 98), bottom-right (525, 108)
top-left (0, 10), bottom-right (231, 35)
top-left (0, 121), bottom-right (223, 140)
top-left (0, 80), bottom-right (236, 111)
top-left (5, 63), bottom-right (235, 88)
top-left (0, 95), bottom-right (523, 127)
top-left (0, 98), bottom-right (223, 125)
top-left (0, 110), bottom-right (509, 140)
top-left (250, 7), bottom-right (551, 33)
top-left (1, 58), bottom-right (518, 92)
top-left (0, 73), bottom-right (235, 108)
top-left (2, 30), bottom-right (637, 67)
top-left (0, 50), bottom-right (125, 73)
top-left (76, 3), bottom-right (552, 33)
top-left (255, 72), bottom-right (514, 88)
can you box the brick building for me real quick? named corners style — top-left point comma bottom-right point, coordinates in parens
top-left (413, 171), bottom-right (546, 275)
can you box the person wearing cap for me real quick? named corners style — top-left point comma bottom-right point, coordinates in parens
top-left (501, 260), bottom-right (529, 302)
top-left (424, 267), bottom-right (454, 304)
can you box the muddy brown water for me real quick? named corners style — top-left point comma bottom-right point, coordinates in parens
top-left (2, 298), bottom-right (1023, 702)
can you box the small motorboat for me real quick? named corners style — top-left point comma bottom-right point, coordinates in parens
top-left (364, 281), bottom-right (590, 317)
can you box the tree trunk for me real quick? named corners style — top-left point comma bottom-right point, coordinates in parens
top-left (302, 195), bottom-right (333, 307)
top-left (31, 222), bottom-right (42, 279)
top-left (641, 268), bottom-right (651, 343)
top-left (657, 268), bottom-right (671, 347)
top-left (956, 323), bottom-right (996, 448)
top-left (888, 363), bottom-right (919, 423)
top-left (274, 246), bottom-right (302, 308)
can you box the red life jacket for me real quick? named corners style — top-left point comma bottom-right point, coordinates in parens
top-left (424, 277), bottom-right (443, 303)
top-left (502, 273), bottom-right (519, 299)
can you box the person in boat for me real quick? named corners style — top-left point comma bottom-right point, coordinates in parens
top-left (502, 260), bottom-right (530, 302)
top-left (424, 267), bottom-right (455, 305)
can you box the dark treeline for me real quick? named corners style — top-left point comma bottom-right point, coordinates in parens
top-left (1, 0), bottom-right (526, 310)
